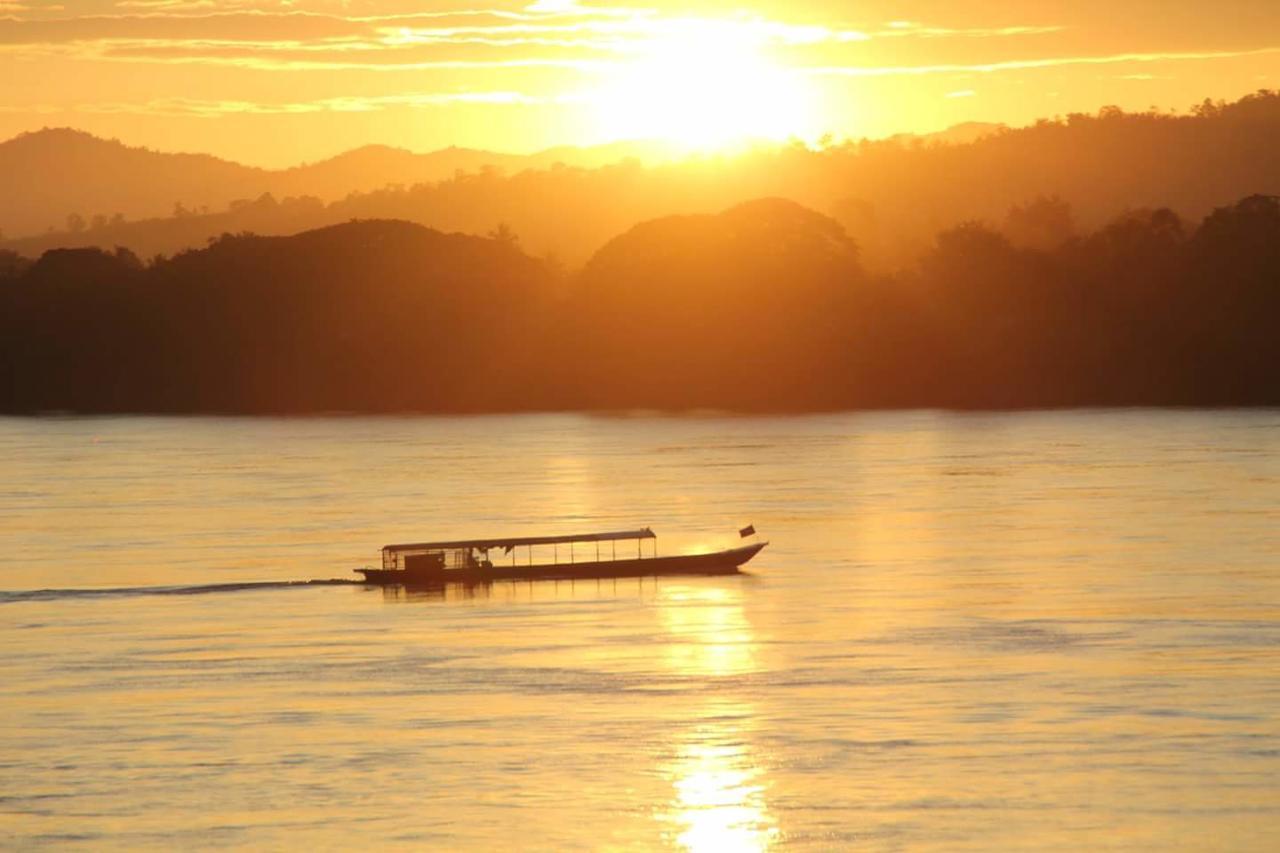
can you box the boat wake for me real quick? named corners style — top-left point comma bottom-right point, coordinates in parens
top-left (0, 578), bottom-right (362, 604)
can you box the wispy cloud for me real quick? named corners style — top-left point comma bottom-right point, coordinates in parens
top-left (112, 1), bottom-right (252, 9)
top-left (77, 91), bottom-right (541, 116)
top-left (0, 5), bottom-right (1070, 74)
top-left (870, 23), bottom-right (1066, 40)
top-left (90, 45), bottom-right (607, 73)
top-left (3, 4), bottom-right (1273, 103)
top-left (805, 47), bottom-right (1280, 77)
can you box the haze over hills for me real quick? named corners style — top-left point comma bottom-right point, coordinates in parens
top-left (3, 194), bottom-right (1276, 413)
top-left (0, 128), bottom-right (267, 240)
top-left (888, 122), bottom-right (1007, 147)
top-left (0, 124), bottom-right (986, 244)
top-left (0, 128), bottom-right (681, 240)
top-left (4, 92), bottom-right (1278, 272)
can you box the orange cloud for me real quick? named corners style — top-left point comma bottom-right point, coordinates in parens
top-left (805, 47), bottom-right (1280, 77)
top-left (75, 91), bottom-right (539, 116)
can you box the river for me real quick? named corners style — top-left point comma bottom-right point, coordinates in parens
top-left (1, 410), bottom-right (1277, 849)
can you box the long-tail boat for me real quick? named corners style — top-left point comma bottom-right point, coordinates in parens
top-left (354, 527), bottom-right (765, 585)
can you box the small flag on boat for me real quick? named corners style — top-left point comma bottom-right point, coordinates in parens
top-left (739, 524), bottom-right (756, 538)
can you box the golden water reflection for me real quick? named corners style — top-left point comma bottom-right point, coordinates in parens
top-left (656, 585), bottom-right (776, 851)
top-left (666, 717), bottom-right (777, 852)
top-left (658, 585), bottom-right (758, 678)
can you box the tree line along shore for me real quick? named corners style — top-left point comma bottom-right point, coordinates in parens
top-left (1, 192), bottom-right (1276, 413)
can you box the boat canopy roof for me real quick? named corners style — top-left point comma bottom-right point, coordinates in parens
top-left (383, 527), bottom-right (655, 554)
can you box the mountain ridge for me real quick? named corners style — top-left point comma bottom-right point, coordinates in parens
top-left (4, 91), bottom-right (1277, 271)
top-left (0, 125), bottom-right (1003, 241)
top-left (0, 128), bottom-right (678, 239)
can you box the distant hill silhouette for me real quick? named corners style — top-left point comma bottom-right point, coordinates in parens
top-left (0, 128), bottom-right (268, 239)
top-left (2, 195), bottom-right (1277, 413)
top-left (563, 199), bottom-right (866, 408)
top-left (0, 129), bottom-right (679, 242)
top-left (268, 145), bottom-right (528, 202)
top-left (5, 91), bottom-right (1278, 271)
top-left (0, 220), bottom-right (554, 412)
top-left (888, 121), bottom-right (1007, 147)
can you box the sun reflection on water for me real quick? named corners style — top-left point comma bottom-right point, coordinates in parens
top-left (656, 585), bottom-right (777, 851)
top-left (658, 585), bottom-right (758, 677)
top-left (667, 724), bottom-right (777, 852)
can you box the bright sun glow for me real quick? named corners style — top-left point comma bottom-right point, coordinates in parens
top-left (588, 18), bottom-right (821, 151)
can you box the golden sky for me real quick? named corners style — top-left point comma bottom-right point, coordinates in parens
top-left (3, 0), bottom-right (1279, 166)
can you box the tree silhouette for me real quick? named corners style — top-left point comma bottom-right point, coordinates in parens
top-left (487, 222), bottom-right (520, 248)
top-left (567, 199), bottom-right (866, 408)
top-left (1, 194), bottom-right (1278, 413)
top-left (1004, 196), bottom-right (1075, 250)
top-left (0, 248), bottom-right (27, 279)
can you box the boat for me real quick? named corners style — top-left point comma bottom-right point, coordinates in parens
top-left (354, 527), bottom-right (765, 585)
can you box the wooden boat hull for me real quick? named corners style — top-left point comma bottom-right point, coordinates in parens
top-left (356, 541), bottom-right (766, 585)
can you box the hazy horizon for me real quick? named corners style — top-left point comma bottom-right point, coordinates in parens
top-left (2, 123), bottom-right (706, 170)
top-left (0, 118), bottom-right (999, 171)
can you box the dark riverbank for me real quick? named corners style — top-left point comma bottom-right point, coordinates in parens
top-left (2, 194), bottom-right (1277, 414)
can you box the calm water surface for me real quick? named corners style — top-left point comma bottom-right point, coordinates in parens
top-left (1, 411), bottom-right (1277, 849)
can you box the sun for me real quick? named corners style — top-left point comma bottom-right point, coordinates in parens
top-left (587, 18), bottom-right (820, 152)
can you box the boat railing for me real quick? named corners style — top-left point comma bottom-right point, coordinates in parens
top-left (382, 528), bottom-right (658, 571)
